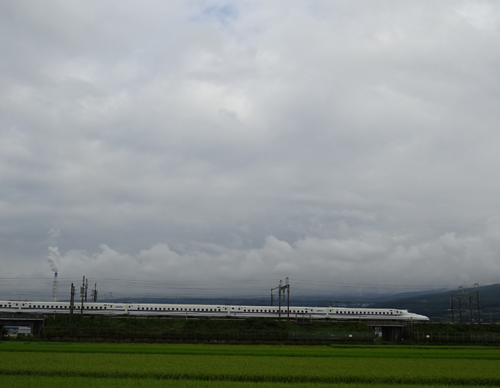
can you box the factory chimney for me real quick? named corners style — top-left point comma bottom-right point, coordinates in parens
top-left (52, 272), bottom-right (58, 302)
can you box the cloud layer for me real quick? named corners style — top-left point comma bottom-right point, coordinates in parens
top-left (1, 1), bottom-right (500, 299)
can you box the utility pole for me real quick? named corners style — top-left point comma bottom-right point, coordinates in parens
top-left (469, 293), bottom-right (473, 324)
top-left (80, 276), bottom-right (86, 315)
top-left (278, 279), bottom-right (282, 320)
top-left (450, 296), bottom-right (455, 324)
top-left (69, 283), bottom-right (75, 326)
top-left (450, 285), bottom-right (481, 325)
top-left (270, 286), bottom-right (280, 306)
top-left (275, 278), bottom-right (291, 321)
top-left (91, 283), bottom-right (98, 303)
top-left (285, 277), bottom-right (290, 321)
top-left (84, 278), bottom-right (88, 302)
top-left (458, 286), bottom-right (463, 324)
top-left (475, 283), bottom-right (481, 325)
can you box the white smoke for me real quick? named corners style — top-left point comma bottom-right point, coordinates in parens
top-left (47, 246), bottom-right (61, 273)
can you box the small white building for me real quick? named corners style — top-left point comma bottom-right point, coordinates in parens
top-left (3, 325), bottom-right (32, 337)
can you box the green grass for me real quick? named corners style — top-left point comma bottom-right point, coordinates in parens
top-left (3, 341), bottom-right (500, 359)
top-left (1, 376), bottom-right (496, 388)
top-left (3, 342), bottom-right (500, 386)
top-left (2, 348), bottom-right (500, 384)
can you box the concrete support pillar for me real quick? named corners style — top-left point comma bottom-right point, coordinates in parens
top-left (381, 326), bottom-right (403, 342)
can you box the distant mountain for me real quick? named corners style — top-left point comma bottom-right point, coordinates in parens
top-left (371, 283), bottom-right (500, 323)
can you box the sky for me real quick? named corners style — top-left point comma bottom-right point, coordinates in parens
top-left (1, 0), bottom-right (500, 301)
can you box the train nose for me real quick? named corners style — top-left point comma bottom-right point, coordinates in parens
top-left (412, 313), bottom-right (430, 322)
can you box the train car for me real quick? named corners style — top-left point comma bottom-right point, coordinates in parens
top-left (0, 300), bottom-right (429, 322)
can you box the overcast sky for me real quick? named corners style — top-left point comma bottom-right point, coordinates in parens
top-left (1, 0), bottom-right (500, 301)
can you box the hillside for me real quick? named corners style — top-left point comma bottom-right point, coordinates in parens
top-left (372, 283), bottom-right (500, 323)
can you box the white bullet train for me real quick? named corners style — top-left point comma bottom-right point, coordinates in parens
top-left (0, 300), bottom-right (429, 322)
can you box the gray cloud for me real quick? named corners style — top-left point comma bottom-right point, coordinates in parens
top-left (1, 1), bottom-right (500, 300)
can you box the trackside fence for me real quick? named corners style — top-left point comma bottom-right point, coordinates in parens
top-left (412, 331), bottom-right (500, 343)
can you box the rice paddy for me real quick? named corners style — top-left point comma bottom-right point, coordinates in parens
top-left (1, 342), bottom-right (500, 387)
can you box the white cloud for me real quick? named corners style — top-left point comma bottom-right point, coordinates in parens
top-left (1, 1), bottom-right (500, 299)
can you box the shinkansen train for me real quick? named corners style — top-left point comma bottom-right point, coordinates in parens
top-left (0, 300), bottom-right (429, 322)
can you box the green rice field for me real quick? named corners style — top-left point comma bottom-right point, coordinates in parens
top-left (1, 342), bottom-right (500, 387)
